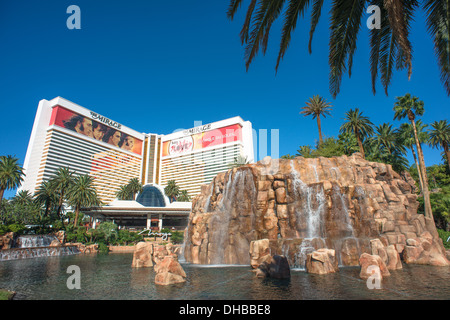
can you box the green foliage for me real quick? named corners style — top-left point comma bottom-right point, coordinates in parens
top-left (164, 180), bottom-right (180, 203)
top-left (228, 155), bottom-right (250, 169)
top-left (7, 223), bottom-right (26, 234)
top-left (0, 224), bottom-right (8, 235)
top-left (296, 137), bottom-right (346, 158)
top-left (170, 231), bottom-right (184, 244)
top-left (177, 190), bottom-right (191, 202)
top-left (437, 229), bottom-right (450, 249)
top-left (97, 243), bottom-right (109, 254)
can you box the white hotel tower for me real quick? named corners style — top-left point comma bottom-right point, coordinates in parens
top-left (20, 97), bottom-right (255, 206)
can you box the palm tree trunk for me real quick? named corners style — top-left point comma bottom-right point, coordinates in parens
top-left (411, 120), bottom-right (433, 219)
top-left (411, 146), bottom-right (424, 193)
top-left (316, 115), bottom-right (323, 145)
top-left (355, 130), bottom-right (365, 158)
top-left (0, 188), bottom-right (4, 202)
top-left (443, 141), bottom-right (450, 172)
top-left (74, 207), bottom-right (79, 227)
top-left (57, 190), bottom-right (65, 218)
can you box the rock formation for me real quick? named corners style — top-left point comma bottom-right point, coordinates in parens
top-left (305, 248), bottom-right (339, 274)
top-left (359, 253), bottom-right (390, 279)
top-left (154, 255), bottom-right (187, 285)
top-left (132, 242), bottom-right (154, 267)
top-left (185, 154), bottom-right (449, 268)
top-left (254, 255), bottom-right (291, 279)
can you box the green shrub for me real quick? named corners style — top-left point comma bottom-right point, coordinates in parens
top-left (97, 243), bottom-right (109, 254)
top-left (7, 223), bottom-right (26, 234)
top-left (170, 231), bottom-right (184, 244)
top-left (0, 224), bottom-right (8, 235)
top-left (438, 229), bottom-right (450, 249)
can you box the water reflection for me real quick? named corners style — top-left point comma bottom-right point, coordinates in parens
top-left (0, 254), bottom-right (449, 300)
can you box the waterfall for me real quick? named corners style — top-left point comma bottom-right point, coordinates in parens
top-left (289, 161), bottom-right (327, 268)
top-left (15, 235), bottom-right (58, 248)
top-left (0, 235), bottom-right (80, 261)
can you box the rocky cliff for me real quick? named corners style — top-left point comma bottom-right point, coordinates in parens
top-left (184, 153), bottom-right (449, 268)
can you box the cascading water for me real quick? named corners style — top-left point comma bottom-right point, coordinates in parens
top-left (0, 235), bottom-right (80, 261)
top-left (15, 235), bottom-right (57, 248)
top-left (289, 161), bottom-right (327, 269)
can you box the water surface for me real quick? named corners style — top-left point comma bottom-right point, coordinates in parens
top-left (0, 253), bottom-right (449, 300)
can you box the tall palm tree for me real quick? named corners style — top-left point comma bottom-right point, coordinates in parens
top-left (393, 93), bottom-right (432, 218)
top-left (126, 178), bottom-right (143, 200)
top-left (373, 123), bottom-right (403, 154)
top-left (66, 174), bottom-right (102, 227)
top-left (164, 180), bottom-right (180, 203)
top-left (300, 95), bottom-right (333, 145)
top-left (0, 155), bottom-right (25, 202)
top-left (227, 0), bottom-right (449, 96)
top-left (51, 167), bottom-right (75, 218)
top-left (116, 185), bottom-right (132, 200)
top-left (428, 120), bottom-right (450, 171)
top-left (340, 108), bottom-right (374, 159)
top-left (34, 180), bottom-right (58, 217)
top-left (398, 121), bottom-right (429, 192)
top-left (13, 190), bottom-right (34, 206)
top-left (177, 190), bottom-right (191, 202)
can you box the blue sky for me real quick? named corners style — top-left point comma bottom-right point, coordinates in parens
top-left (0, 1), bottom-right (449, 199)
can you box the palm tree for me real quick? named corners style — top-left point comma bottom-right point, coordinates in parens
top-left (373, 123), bottom-right (402, 155)
top-left (116, 185), bottom-right (132, 200)
top-left (300, 95), bottom-right (333, 145)
top-left (177, 190), bottom-right (191, 202)
top-left (428, 120), bottom-right (450, 171)
top-left (66, 174), bottom-right (102, 227)
top-left (34, 180), bottom-right (58, 217)
top-left (126, 178), bottom-right (143, 200)
top-left (227, 1), bottom-right (450, 96)
top-left (13, 190), bottom-right (34, 206)
top-left (51, 167), bottom-right (75, 218)
top-left (164, 180), bottom-right (180, 203)
top-left (340, 108), bottom-right (374, 159)
top-left (398, 121), bottom-right (429, 192)
top-left (393, 93), bottom-right (432, 218)
top-left (0, 155), bottom-right (25, 202)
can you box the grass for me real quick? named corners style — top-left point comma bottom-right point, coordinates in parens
top-left (0, 289), bottom-right (15, 300)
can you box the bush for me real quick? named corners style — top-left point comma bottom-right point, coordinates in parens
top-left (0, 224), bottom-right (8, 235)
top-left (97, 243), bottom-right (109, 254)
top-left (438, 229), bottom-right (450, 249)
top-left (7, 223), bottom-right (26, 234)
top-left (170, 231), bottom-right (184, 244)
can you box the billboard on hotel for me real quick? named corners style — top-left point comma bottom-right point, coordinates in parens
top-left (49, 106), bottom-right (143, 155)
top-left (162, 124), bottom-right (242, 157)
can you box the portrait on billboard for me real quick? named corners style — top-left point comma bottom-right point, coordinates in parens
top-left (49, 105), bottom-right (143, 155)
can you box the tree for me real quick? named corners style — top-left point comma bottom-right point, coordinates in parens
top-left (398, 120), bottom-right (429, 192)
top-left (116, 185), bottom-right (132, 200)
top-left (227, 0), bottom-right (450, 96)
top-left (34, 180), bottom-right (58, 217)
top-left (300, 95), bottom-right (333, 145)
top-left (281, 154), bottom-right (295, 159)
top-left (12, 190), bottom-right (34, 206)
top-left (66, 174), bottom-right (102, 227)
top-left (51, 167), bottom-right (75, 218)
top-left (126, 178), bottom-right (143, 200)
top-left (164, 180), bottom-right (180, 203)
top-left (340, 108), bottom-right (374, 159)
top-left (393, 93), bottom-right (432, 218)
top-left (178, 190), bottom-right (191, 202)
top-left (428, 120), bottom-right (450, 171)
top-left (0, 155), bottom-right (25, 202)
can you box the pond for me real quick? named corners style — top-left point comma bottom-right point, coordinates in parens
top-left (0, 253), bottom-right (449, 300)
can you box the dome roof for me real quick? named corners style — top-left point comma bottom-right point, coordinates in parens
top-left (136, 185), bottom-right (167, 207)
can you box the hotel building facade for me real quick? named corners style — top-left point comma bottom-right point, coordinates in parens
top-left (20, 97), bottom-right (254, 208)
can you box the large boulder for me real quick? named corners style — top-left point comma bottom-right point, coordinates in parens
top-left (249, 239), bottom-right (271, 269)
top-left (255, 255), bottom-right (290, 279)
top-left (370, 239), bottom-right (402, 270)
top-left (403, 232), bottom-right (449, 266)
top-left (132, 242), bottom-right (154, 268)
top-left (359, 253), bottom-right (390, 279)
top-left (305, 248), bottom-right (339, 275)
top-left (0, 232), bottom-right (15, 250)
top-left (154, 255), bottom-right (186, 285)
